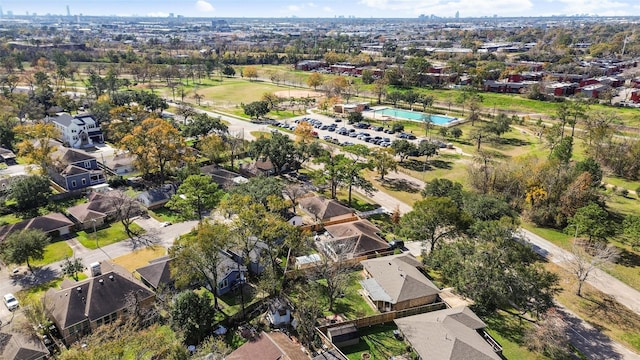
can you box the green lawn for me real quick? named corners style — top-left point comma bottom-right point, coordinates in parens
top-left (76, 222), bottom-right (144, 249)
top-left (483, 310), bottom-right (549, 360)
top-left (0, 213), bottom-right (22, 225)
top-left (148, 207), bottom-right (183, 224)
top-left (341, 323), bottom-right (414, 360)
top-left (604, 176), bottom-right (640, 193)
top-left (319, 271), bottom-right (377, 320)
top-left (31, 241), bottom-right (73, 267)
top-left (199, 79), bottom-right (291, 105)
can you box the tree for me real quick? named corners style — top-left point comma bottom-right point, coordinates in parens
top-left (399, 197), bottom-right (471, 254)
top-left (306, 72), bottom-right (324, 90)
top-left (339, 144), bottom-right (374, 207)
top-left (242, 66), bottom-right (258, 81)
top-left (221, 65), bottom-right (236, 77)
top-left (466, 94), bottom-right (482, 126)
top-left (0, 115), bottom-right (17, 150)
top-left (107, 190), bottom-right (144, 241)
top-left (421, 178), bottom-right (463, 206)
top-left (283, 183), bottom-right (306, 213)
top-left (313, 253), bottom-right (353, 312)
top-left (386, 91), bottom-right (403, 107)
top-left (60, 257), bottom-right (85, 281)
top-left (371, 147), bottom-right (397, 180)
top-left (9, 175), bottom-right (51, 213)
top-left (418, 141), bottom-right (438, 171)
top-left (390, 139), bottom-right (417, 163)
top-left (294, 121), bottom-right (316, 143)
top-left (182, 113), bottom-right (227, 139)
top-left (1, 229), bottom-right (49, 271)
top-left (120, 117), bottom-right (190, 183)
top-left (450, 127), bottom-right (463, 139)
top-left (524, 308), bottom-right (572, 359)
top-left (565, 202), bottom-right (615, 244)
top-left (347, 111), bottom-right (364, 124)
top-left (550, 136), bottom-right (573, 164)
top-left (372, 78), bottom-right (388, 104)
top-left (429, 221), bottom-right (558, 315)
top-left (484, 113), bottom-right (512, 137)
top-left (170, 290), bottom-right (218, 345)
top-left (249, 132), bottom-right (298, 175)
top-left (170, 221), bottom-right (232, 309)
top-left (575, 157), bottom-right (603, 186)
top-left (623, 215), bottom-right (640, 249)
top-left (199, 134), bottom-right (228, 164)
top-left (229, 176), bottom-right (284, 207)
top-left (293, 283), bottom-right (322, 348)
top-left (167, 175), bottom-right (223, 221)
top-left (564, 241), bottom-right (619, 296)
top-left (242, 100), bottom-right (270, 120)
top-left (14, 122), bottom-right (60, 172)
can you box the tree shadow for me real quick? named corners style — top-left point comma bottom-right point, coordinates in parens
top-left (616, 248), bottom-right (640, 268)
top-left (10, 266), bottom-right (60, 287)
top-left (494, 137), bottom-right (531, 147)
top-left (380, 178), bottom-right (420, 193)
top-left (429, 159), bottom-right (453, 170)
top-left (398, 159), bottom-right (425, 172)
top-left (556, 306), bottom-right (628, 360)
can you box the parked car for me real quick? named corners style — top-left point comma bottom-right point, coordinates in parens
top-left (323, 135), bottom-right (332, 141)
top-left (334, 118), bottom-right (342, 122)
top-left (159, 221), bottom-right (172, 227)
top-left (388, 239), bottom-right (405, 250)
top-left (3, 293), bottom-right (18, 311)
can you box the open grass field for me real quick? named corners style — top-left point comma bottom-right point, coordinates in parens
top-left (112, 246), bottom-right (167, 272)
top-left (198, 79), bottom-right (292, 106)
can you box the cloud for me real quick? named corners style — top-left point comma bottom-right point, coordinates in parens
top-left (195, 0), bottom-right (215, 13)
top-left (288, 5), bottom-right (302, 11)
top-left (307, 2), bottom-right (318, 7)
top-left (550, 0), bottom-right (630, 15)
top-left (357, 0), bottom-right (533, 17)
top-left (323, 6), bottom-right (333, 12)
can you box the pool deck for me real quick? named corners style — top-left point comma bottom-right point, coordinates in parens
top-left (363, 106), bottom-right (464, 128)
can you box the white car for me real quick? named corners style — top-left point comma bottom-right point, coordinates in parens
top-left (3, 293), bottom-right (18, 311)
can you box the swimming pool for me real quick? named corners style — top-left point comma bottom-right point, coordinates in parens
top-left (373, 108), bottom-right (457, 125)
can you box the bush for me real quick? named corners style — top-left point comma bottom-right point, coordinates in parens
top-left (392, 123), bottom-right (405, 132)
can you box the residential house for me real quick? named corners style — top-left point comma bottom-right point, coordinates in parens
top-left (240, 159), bottom-right (277, 177)
top-left (49, 147), bottom-right (106, 191)
top-left (135, 256), bottom-right (173, 291)
top-left (44, 263), bottom-right (155, 345)
top-left (321, 219), bottom-right (390, 260)
top-left (200, 164), bottom-right (248, 189)
top-left (224, 241), bottom-right (268, 275)
top-left (47, 113), bottom-right (104, 148)
top-left (266, 298), bottom-right (291, 327)
top-left (630, 90), bottom-right (640, 103)
top-left (394, 307), bottom-right (503, 360)
top-left (226, 331), bottom-right (309, 360)
top-left (0, 213), bottom-right (74, 242)
top-left (360, 253), bottom-right (440, 312)
top-left (0, 147), bottom-right (16, 164)
top-left (135, 184), bottom-right (176, 209)
top-left (66, 191), bottom-right (128, 230)
top-left (0, 332), bottom-right (49, 360)
top-left (298, 196), bottom-right (355, 223)
top-left (100, 151), bottom-right (136, 175)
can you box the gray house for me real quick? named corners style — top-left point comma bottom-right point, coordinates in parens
top-left (48, 148), bottom-right (106, 191)
top-left (135, 184), bottom-right (176, 209)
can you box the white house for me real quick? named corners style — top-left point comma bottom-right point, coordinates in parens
top-left (48, 113), bottom-right (104, 149)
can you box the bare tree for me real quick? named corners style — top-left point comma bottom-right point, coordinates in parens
top-left (108, 190), bottom-right (144, 239)
top-left (524, 308), bottom-right (572, 359)
top-left (565, 241), bottom-right (619, 297)
top-left (283, 183), bottom-right (307, 213)
top-left (313, 242), bottom-right (355, 311)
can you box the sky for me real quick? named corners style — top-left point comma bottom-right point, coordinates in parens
top-left (0, 0), bottom-right (639, 18)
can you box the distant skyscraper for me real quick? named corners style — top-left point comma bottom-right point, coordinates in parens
top-left (66, 5), bottom-right (71, 17)
top-left (455, 11), bottom-right (459, 19)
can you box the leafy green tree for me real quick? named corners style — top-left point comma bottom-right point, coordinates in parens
top-left (623, 215), bottom-right (640, 249)
top-left (399, 196), bottom-right (471, 254)
top-left (249, 132), bottom-right (298, 175)
top-left (222, 65), bottom-right (236, 77)
top-left (182, 113), bottom-right (227, 140)
top-left (229, 176), bottom-right (283, 207)
top-left (371, 147), bottom-right (397, 180)
top-left (170, 290), bottom-right (218, 345)
top-left (167, 175), bottom-right (223, 221)
top-left (421, 178), bottom-right (463, 206)
top-left (403, 57), bottom-right (430, 86)
top-left (575, 157), bottom-right (602, 186)
top-left (390, 139), bottom-right (417, 163)
top-left (551, 136), bottom-right (573, 164)
top-left (347, 111), bottom-right (364, 124)
top-left (418, 141), bottom-right (438, 171)
top-left (0, 115), bottom-right (17, 149)
top-left (339, 145), bottom-right (374, 206)
top-left (60, 257), bottom-right (85, 281)
top-left (462, 193), bottom-right (515, 222)
top-left (386, 91), bottom-right (403, 107)
top-left (170, 221), bottom-right (232, 309)
top-left (1, 229), bottom-right (49, 271)
top-left (391, 123), bottom-right (405, 133)
top-left (242, 100), bottom-right (270, 120)
top-left (9, 175), bottom-right (51, 212)
top-left (565, 202), bottom-right (615, 244)
top-left (450, 127), bottom-right (463, 139)
top-left (429, 221), bottom-right (559, 315)
top-left (484, 113), bottom-right (512, 137)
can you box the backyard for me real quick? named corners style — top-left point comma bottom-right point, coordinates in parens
top-left (341, 323), bottom-right (414, 360)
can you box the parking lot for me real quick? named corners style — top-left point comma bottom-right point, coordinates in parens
top-left (272, 113), bottom-right (448, 151)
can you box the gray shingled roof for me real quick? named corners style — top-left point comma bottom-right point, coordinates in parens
top-left (394, 307), bottom-right (501, 360)
top-left (45, 270), bottom-right (154, 330)
top-left (324, 219), bottom-right (389, 257)
top-left (135, 258), bottom-right (172, 290)
top-left (0, 213), bottom-right (74, 242)
top-left (360, 253), bottom-right (439, 304)
top-left (298, 196), bottom-right (353, 220)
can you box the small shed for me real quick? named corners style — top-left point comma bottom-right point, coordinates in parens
top-left (266, 298), bottom-right (291, 327)
top-left (295, 253), bottom-right (322, 270)
top-left (327, 323), bottom-right (359, 348)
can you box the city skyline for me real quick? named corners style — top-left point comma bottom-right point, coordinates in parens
top-left (0, 0), bottom-right (639, 19)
